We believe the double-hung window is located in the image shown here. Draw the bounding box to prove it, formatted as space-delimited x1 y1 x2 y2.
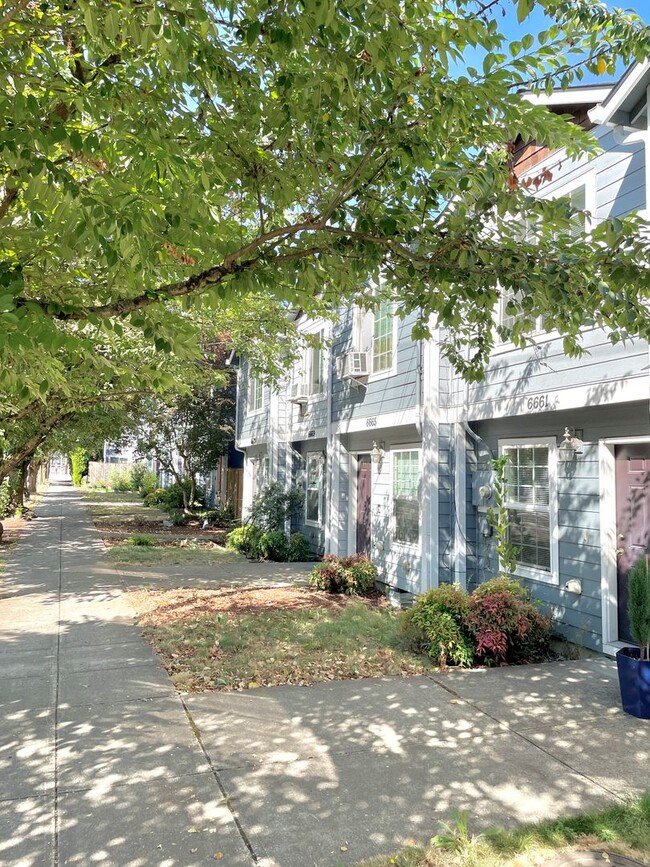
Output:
305 453 324 525
307 331 324 396
372 300 394 374
499 438 558 581
248 376 263 413
392 450 420 545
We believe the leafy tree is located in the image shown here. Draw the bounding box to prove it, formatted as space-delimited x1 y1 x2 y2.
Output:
134 374 236 512
0 0 649 401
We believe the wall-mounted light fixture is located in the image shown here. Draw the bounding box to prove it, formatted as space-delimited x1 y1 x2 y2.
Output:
558 427 584 462
371 441 385 469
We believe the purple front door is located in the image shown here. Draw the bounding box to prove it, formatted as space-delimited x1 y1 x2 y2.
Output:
615 444 650 643
356 455 372 556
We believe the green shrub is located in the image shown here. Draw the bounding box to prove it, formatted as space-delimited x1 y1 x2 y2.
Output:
288 532 312 562
127 533 155 547
471 575 529 601
143 488 167 507
398 607 430 654
110 469 134 492
409 585 474 668
203 506 236 526
227 524 263 557
258 530 290 561
248 482 303 531
168 508 188 526
309 554 377 595
69 447 88 487
628 556 650 659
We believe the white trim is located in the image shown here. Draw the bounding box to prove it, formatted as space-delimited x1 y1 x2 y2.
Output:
368 302 398 381
304 451 324 528
524 86 613 108
421 334 440 592
390 446 422 551
334 406 418 435
347 451 368 556
599 436 650 655
599 441 618 650
454 425 467 589
498 436 559 586
588 60 649 126
459 375 648 421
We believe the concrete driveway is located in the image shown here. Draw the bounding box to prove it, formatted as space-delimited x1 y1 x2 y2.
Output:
1 485 648 867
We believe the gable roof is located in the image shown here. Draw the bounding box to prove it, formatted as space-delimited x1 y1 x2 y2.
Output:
588 60 650 125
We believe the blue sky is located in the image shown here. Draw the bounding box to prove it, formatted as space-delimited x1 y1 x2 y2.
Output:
499 1 649 83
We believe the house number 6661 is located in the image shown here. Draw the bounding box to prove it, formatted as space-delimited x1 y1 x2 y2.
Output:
526 395 549 411
366 417 377 427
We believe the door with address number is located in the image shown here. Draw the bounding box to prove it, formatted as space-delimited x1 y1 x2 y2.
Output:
356 455 372 556
615 443 650 643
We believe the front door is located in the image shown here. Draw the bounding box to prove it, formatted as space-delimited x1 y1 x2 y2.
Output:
356 455 372 555
615 443 650 642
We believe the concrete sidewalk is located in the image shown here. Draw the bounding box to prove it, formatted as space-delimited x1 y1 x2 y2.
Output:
0 483 254 867
1 485 649 867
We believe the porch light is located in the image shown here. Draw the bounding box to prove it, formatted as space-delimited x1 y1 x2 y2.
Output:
371 442 385 468
558 427 583 462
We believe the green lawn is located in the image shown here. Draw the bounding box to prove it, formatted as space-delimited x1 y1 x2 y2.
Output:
107 543 240 566
356 795 650 867
139 596 431 691
84 489 168 522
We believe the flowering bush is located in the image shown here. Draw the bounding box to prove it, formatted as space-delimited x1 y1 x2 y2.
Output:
309 554 377 595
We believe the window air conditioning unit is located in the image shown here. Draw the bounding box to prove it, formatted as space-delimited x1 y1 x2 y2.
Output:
343 351 369 379
289 377 309 405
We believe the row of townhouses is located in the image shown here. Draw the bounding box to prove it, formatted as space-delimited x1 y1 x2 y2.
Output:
235 62 650 655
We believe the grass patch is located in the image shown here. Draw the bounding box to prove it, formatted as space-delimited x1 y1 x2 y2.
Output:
138 592 430 691
356 795 650 866
107 544 240 565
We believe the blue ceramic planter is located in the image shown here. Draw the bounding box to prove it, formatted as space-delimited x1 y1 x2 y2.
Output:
616 647 650 719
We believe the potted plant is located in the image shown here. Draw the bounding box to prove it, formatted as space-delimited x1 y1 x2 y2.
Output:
616 555 650 719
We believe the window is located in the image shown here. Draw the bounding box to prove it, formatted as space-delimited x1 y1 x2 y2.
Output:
252 456 269 495
372 300 394 373
393 450 420 545
500 439 557 577
248 375 263 412
306 331 324 396
305 453 324 525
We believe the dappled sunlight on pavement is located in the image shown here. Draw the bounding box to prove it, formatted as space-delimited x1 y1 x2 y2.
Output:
1 484 648 866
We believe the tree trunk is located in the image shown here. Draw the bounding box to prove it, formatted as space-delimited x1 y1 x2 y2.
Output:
15 460 28 511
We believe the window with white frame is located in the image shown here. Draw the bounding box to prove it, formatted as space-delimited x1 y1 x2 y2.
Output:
305 453 324 525
393 449 420 545
306 331 324 396
248 375 263 412
500 439 557 575
372 300 394 373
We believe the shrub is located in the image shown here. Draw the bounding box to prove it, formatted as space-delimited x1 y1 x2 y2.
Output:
143 488 167 507
110 469 134 492
309 554 377 595
409 584 474 668
203 506 236 526
288 532 312 562
465 579 552 665
168 508 188 526
127 534 155 547
248 482 303 531
258 530 290 561
398 607 430 654
227 524 263 558
628 556 650 659
69 447 88 487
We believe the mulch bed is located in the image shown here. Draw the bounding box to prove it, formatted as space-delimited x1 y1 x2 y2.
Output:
131 586 388 625
102 536 228 548
93 518 231 536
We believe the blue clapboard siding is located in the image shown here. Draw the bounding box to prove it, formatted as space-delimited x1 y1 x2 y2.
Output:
331 310 419 423
450 329 648 417
471 401 649 651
